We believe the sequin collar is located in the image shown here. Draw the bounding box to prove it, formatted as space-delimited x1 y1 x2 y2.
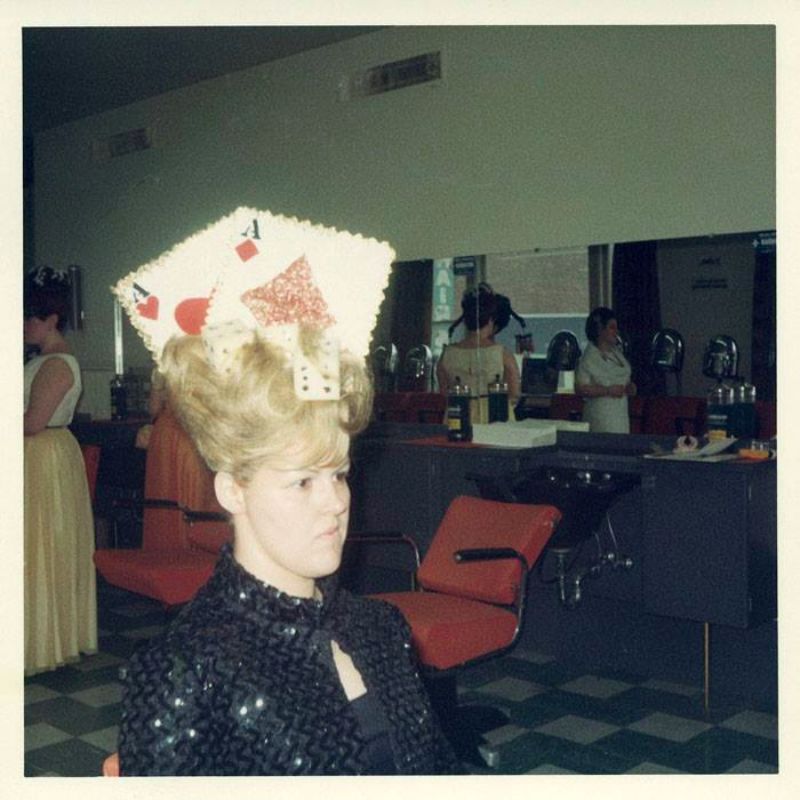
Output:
207 542 339 626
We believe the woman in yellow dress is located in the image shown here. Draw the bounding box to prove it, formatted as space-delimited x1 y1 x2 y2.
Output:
24 267 97 675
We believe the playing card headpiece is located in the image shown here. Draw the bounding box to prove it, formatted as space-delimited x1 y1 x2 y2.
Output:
113 208 394 400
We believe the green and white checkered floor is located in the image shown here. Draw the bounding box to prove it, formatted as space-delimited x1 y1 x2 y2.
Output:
24 582 778 776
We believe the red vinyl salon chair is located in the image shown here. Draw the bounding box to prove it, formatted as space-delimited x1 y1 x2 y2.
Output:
93 411 231 607
93 503 229 607
362 495 561 764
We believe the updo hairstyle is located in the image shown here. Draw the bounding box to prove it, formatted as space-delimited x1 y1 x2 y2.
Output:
159 327 373 484
24 267 71 331
585 306 617 345
461 284 500 332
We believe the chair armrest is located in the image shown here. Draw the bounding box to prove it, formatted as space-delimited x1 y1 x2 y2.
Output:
114 498 227 523
144 498 183 509
348 533 421 571
454 546 528 569
454 546 532 650
184 509 232 554
107 497 182 548
347 533 421 590
112 497 180 511
182 508 229 525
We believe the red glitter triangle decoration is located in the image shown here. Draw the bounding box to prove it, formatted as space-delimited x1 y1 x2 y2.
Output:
241 255 336 328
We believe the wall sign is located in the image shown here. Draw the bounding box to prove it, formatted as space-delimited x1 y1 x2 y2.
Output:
432 258 455 321
452 255 477 277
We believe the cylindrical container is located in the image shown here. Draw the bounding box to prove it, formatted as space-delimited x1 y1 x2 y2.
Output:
446 377 472 442
728 382 757 438
110 374 128 421
706 383 734 440
488 373 509 423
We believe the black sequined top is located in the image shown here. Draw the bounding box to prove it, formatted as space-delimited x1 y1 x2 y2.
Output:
118 544 461 775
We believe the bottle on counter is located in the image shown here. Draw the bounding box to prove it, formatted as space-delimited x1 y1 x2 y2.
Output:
706 382 733 441
110 374 128 421
728 382 757 438
446 376 472 442
488 373 509 423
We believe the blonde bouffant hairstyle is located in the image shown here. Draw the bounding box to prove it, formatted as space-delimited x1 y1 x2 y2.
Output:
159 327 373 484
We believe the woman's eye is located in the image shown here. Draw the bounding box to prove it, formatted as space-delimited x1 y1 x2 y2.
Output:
294 477 312 489
334 468 350 483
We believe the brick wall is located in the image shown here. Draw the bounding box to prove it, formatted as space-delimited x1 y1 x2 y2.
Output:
486 249 589 315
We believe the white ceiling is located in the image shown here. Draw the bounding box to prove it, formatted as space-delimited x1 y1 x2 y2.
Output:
23 26 382 136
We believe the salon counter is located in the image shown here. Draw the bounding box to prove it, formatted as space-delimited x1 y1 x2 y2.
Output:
350 426 777 629
350 425 778 707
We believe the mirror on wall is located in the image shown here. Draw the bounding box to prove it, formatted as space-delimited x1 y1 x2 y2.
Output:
372 230 776 403
77 228 774 420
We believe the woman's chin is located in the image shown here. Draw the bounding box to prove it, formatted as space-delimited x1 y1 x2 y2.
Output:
307 545 344 579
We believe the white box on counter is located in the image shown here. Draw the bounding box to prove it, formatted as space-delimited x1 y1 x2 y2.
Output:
471 419 589 448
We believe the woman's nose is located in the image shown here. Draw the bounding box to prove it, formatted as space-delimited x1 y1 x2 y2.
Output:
317 478 349 514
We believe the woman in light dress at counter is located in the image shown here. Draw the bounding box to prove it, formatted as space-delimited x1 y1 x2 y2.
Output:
24 267 97 675
575 306 637 434
436 284 521 414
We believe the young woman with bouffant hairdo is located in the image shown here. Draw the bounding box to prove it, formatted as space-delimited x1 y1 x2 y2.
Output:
158 328 373 483
115 210 462 775
114 208 463 775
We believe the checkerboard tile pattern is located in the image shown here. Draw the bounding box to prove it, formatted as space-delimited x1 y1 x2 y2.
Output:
458 654 778 774
24 583 778 776
24 584 173 777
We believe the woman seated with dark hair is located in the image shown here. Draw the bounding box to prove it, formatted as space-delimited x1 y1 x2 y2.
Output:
113 208 462 776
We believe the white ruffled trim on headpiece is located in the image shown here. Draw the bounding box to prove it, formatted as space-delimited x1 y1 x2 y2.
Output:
112 208 394 400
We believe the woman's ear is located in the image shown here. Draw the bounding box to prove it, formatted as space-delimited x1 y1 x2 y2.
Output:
214 472 245 515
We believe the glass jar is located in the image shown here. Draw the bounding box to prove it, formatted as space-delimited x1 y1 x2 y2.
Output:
488 373 509 423
706 383 734 441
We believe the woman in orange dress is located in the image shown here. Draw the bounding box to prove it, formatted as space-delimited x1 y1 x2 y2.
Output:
137 370 226 551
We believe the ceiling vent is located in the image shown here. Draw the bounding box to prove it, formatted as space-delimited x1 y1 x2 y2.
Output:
92 127 153 162
348 51 442 98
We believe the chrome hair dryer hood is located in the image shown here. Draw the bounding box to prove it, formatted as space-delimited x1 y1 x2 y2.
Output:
403 344 433 390
651 329 685 374
370 343 399 392
702 335 739 380
546 330 581 371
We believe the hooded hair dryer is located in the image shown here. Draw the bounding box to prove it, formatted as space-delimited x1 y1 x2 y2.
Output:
546 330 581 393
702 335 739 381
652 328 685 395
